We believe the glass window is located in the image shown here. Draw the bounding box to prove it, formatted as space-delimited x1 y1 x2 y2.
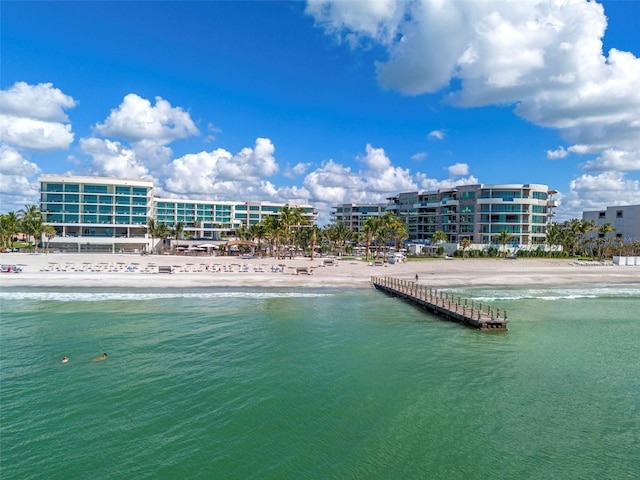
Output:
84 185 108 194
132 187 148 196
45 183 64 192
84 195 98 203
115 186 130 195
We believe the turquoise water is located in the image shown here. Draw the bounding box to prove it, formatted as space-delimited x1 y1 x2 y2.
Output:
1 284 639 479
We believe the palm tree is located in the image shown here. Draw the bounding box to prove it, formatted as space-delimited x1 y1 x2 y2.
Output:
262 214 281 257
459 237 471 259
376 212 404 261
250 223 266 256
361 217 380 261
326 222 355 256
596 222 615 259
147 218 157 254
155 223 171 253
19 204 43 251
0 211 21 249
577 219 596 257
496 230 513 257
172 221 185 248
307 225 321 260
43 225 57 253
545 222 563 257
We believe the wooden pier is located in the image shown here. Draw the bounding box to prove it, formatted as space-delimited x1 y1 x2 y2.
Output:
371 276 508 331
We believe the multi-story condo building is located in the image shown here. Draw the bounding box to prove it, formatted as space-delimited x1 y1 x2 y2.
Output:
40 174 154 252
583 204 640 245
332 203 388 235
39 174 316 252
382 183 556 248
155 198 315 241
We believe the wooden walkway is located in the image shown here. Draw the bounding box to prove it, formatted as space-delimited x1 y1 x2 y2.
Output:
371 276 508 331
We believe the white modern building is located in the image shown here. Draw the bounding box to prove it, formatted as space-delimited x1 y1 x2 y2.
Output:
334 184 557 251
39 174 316 252
583 204 640 245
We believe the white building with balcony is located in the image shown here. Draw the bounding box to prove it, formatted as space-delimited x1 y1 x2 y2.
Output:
39 174 316 253
385 183 556 250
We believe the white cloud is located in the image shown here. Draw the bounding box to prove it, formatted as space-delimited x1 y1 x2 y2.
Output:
560 171 640 219
0 144 41 212
447 162 469 177
95 93 199 144
305 0 403 46
428 130 445 140
80 137 149 179
0 116 75 151
583 149 640 172
547 146 569 159
308 0 640 187
162 138 279 196
415 172 479 192
0 144 41 180
0 82 76 151
284 162 311 179
411 152 427 161
0 81 77 122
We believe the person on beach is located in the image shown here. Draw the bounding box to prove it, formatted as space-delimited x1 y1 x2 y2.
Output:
93 353 107 362
61 356 69 363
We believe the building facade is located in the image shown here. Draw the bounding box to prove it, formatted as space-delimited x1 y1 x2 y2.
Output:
337 184 556 249
331 203 388 235
583 204 640 245
40 175 154 252
39 174 316 252
155 198 315 241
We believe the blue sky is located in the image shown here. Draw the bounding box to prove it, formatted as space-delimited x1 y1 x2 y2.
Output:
2 0 639 224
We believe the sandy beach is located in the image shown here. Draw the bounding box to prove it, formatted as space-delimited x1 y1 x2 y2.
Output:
1 252 639 289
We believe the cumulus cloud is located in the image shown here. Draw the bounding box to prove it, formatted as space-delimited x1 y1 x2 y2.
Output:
284 162 311 179
562 171 640 219
583 149 640 172
80 137 149 179
161 138 279 197
547 146 569 159
307 0 640 216
0 144 41 212
0 117 75 151
428 130 445 140
0 81 77 122
95 93 199 144
447 162 469 177
0 82 76 151
411 152 427 161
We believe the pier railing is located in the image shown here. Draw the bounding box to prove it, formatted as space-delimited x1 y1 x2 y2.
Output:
371 276 508 331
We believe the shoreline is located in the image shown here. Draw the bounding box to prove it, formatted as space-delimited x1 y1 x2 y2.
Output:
2 252 639 290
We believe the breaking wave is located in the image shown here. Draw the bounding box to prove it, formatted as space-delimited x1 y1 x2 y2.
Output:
0 291 334 302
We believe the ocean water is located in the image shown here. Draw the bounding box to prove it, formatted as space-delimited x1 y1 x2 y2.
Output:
1 283 639 480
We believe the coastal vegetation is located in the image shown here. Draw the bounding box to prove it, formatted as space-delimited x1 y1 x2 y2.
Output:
2 205 638 260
